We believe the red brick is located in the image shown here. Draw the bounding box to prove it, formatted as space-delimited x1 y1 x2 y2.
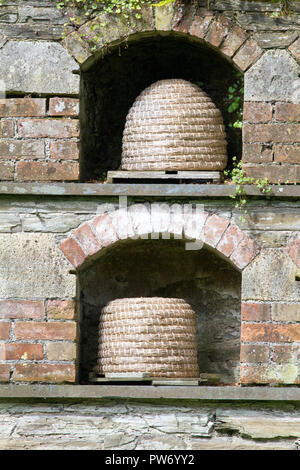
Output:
49 98 79 117
243 143 273 163
0 322 10 340
0 161 14 180
16 161 79 181
272 345 299 363
240 364 300 384
240 344 269 363
217 224 244 257
0 120 14 138
91 214 118 248
233 39 263 71
241 323 300 343
0 98 46 117
0 364 10 382
0 300 44 319
3 343 44 361
0 140 45 160
288 37 300 62
13 363 76 383
286 238 300 268
243 123 300 144
231 236 259 269
189 9 214 39
275 103 300 122
18 119 79 138
274 145 300 163
204 214 229 248
47 300 76 320
49 140 79 160
220 25 248 58
205 14 232 48
59 236 86 268
241 303 271 322
14 321 76 340
173 2 195 33
243 102 272 123
243 163 300 184
73 222 102 256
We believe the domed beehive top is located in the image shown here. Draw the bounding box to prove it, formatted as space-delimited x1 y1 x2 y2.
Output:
121 79 227 171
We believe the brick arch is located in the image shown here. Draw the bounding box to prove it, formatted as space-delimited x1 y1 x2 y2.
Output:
286 237 300 268
62 5 263 72
59 205 260 271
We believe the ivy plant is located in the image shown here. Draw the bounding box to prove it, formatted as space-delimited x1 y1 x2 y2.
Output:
227 72 243 130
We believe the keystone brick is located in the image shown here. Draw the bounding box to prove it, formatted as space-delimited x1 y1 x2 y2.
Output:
47 300 76 320
16 161 79 181
233 39 263 71
274 145 300 163
204 214 229 248
0 364 10 382
0 300 44 319
13 363 76 383
59 236 86 268
241 323 300 343
0 98 46 117
220 25 248 58
91 214 118 247
217 224 244 257
275 103 300 122
240 344 269 363
73 222 102 256
241 303 271 322
0 140 45 160
243 123 300 144
49 140 79 160
0 161 14 180
46 342 77 361
3 343 44 361
243 143 273 163
173 2 195 33
205 15 232 48
49 98 79 116
0 322 10 340
14 321 76 341
189 9 213 39
243 102 272 123
18 119 79 138
0 120 14 138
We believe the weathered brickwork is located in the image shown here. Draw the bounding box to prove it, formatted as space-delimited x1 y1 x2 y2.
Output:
0 98 79 182
0 299 77 383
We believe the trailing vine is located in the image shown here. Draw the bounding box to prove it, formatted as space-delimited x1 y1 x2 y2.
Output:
227 71 243 130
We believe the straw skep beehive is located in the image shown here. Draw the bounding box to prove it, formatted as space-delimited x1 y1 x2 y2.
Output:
121 79 227 171
97 297 199 378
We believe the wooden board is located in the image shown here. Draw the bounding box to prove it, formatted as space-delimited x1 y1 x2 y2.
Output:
107 171 222 184
89 373 221 386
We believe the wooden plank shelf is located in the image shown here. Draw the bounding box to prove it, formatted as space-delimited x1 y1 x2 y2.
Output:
89 372 221 386
106 171 222 184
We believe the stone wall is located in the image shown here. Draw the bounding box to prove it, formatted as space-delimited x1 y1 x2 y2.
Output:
0 398 299 450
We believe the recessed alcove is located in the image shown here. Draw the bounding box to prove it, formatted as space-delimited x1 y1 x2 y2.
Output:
78 238 241 384
80 32 242 181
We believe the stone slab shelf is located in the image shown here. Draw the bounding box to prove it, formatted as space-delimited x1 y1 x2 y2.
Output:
0 385 299 401
0 182 300 198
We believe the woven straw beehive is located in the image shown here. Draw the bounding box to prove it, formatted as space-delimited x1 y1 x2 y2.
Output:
97 297 199 378
121 79 227 171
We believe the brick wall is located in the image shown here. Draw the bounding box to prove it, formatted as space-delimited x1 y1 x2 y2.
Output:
0 97 79 182
0 299 77 383
243 102 300 184
241 302 300 384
